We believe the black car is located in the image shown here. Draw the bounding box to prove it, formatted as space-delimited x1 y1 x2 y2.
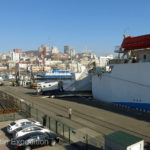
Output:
11 131 59 150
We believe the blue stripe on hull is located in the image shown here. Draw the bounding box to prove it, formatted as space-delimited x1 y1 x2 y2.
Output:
113 102 150 111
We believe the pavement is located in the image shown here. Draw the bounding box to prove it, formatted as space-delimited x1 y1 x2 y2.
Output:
0 121 78 150
0 85 150 150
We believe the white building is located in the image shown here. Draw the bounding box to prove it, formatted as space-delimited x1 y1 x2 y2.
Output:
99 54 113 67
18 63 28 69
70 49 76 56
11 52 20 61
51 46 59 54
39 45 49 52
45 60 62 65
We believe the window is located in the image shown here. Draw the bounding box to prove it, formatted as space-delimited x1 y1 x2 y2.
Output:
39 135 47 140
21 122 26 126
26 122 31 125
33 127 41 131
10 122 16 126
27 136 39 144
144 55 146 60
23 129 28 132
27 128 32 131
16 127 22 132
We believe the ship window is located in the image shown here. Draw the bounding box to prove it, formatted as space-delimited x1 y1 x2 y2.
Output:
148 55 150 61
143 55 146 60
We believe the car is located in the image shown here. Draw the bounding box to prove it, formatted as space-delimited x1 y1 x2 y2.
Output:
0 82 4 86
14 125 50 138
11 132 59 150
0 76 3 81
13 124 38 138
7 119 41 134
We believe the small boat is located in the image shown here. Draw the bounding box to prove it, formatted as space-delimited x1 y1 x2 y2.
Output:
36 69 74 79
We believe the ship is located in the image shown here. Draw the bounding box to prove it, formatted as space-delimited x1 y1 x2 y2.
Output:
92 34 150 111
35 63 91 94
36 69 73 79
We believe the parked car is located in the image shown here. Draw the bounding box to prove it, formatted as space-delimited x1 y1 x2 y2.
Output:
12 132 59 150
0 81 4 86
0 76 3 81
13 124 38 138
14 125 50 138
7 119 41 134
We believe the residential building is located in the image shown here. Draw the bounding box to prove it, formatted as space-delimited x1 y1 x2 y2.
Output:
13 49 22 53
39 45 49 52
51 46 59 54
64 45 71 55
11 52 20 61
70 49 76 56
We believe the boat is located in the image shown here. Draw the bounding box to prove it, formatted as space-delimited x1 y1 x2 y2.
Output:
35 63 92 94
92 34 150 111
36 69 73 79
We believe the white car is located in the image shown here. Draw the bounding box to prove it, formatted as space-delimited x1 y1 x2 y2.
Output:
0 76 3 81
7 119 41 134
14 125 50 138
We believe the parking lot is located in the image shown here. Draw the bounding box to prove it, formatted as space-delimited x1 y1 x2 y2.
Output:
0 121 78 150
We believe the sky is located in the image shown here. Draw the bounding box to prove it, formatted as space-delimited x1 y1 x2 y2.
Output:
0 0 150 56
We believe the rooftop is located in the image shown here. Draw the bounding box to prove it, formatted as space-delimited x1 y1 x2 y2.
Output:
105 131 143 147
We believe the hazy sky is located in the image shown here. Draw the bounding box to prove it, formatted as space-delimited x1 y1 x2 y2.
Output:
0 0 150 56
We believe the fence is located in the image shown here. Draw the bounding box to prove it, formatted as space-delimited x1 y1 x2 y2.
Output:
26 102 104 150
0 92 104 150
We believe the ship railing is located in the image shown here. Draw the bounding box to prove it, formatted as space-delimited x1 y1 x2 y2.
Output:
114 45 124 53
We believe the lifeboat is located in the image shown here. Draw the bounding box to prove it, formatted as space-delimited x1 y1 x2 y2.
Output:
121 34 150 51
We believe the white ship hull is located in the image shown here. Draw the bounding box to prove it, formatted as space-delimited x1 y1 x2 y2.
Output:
40 75 91 92
92 62 150 111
